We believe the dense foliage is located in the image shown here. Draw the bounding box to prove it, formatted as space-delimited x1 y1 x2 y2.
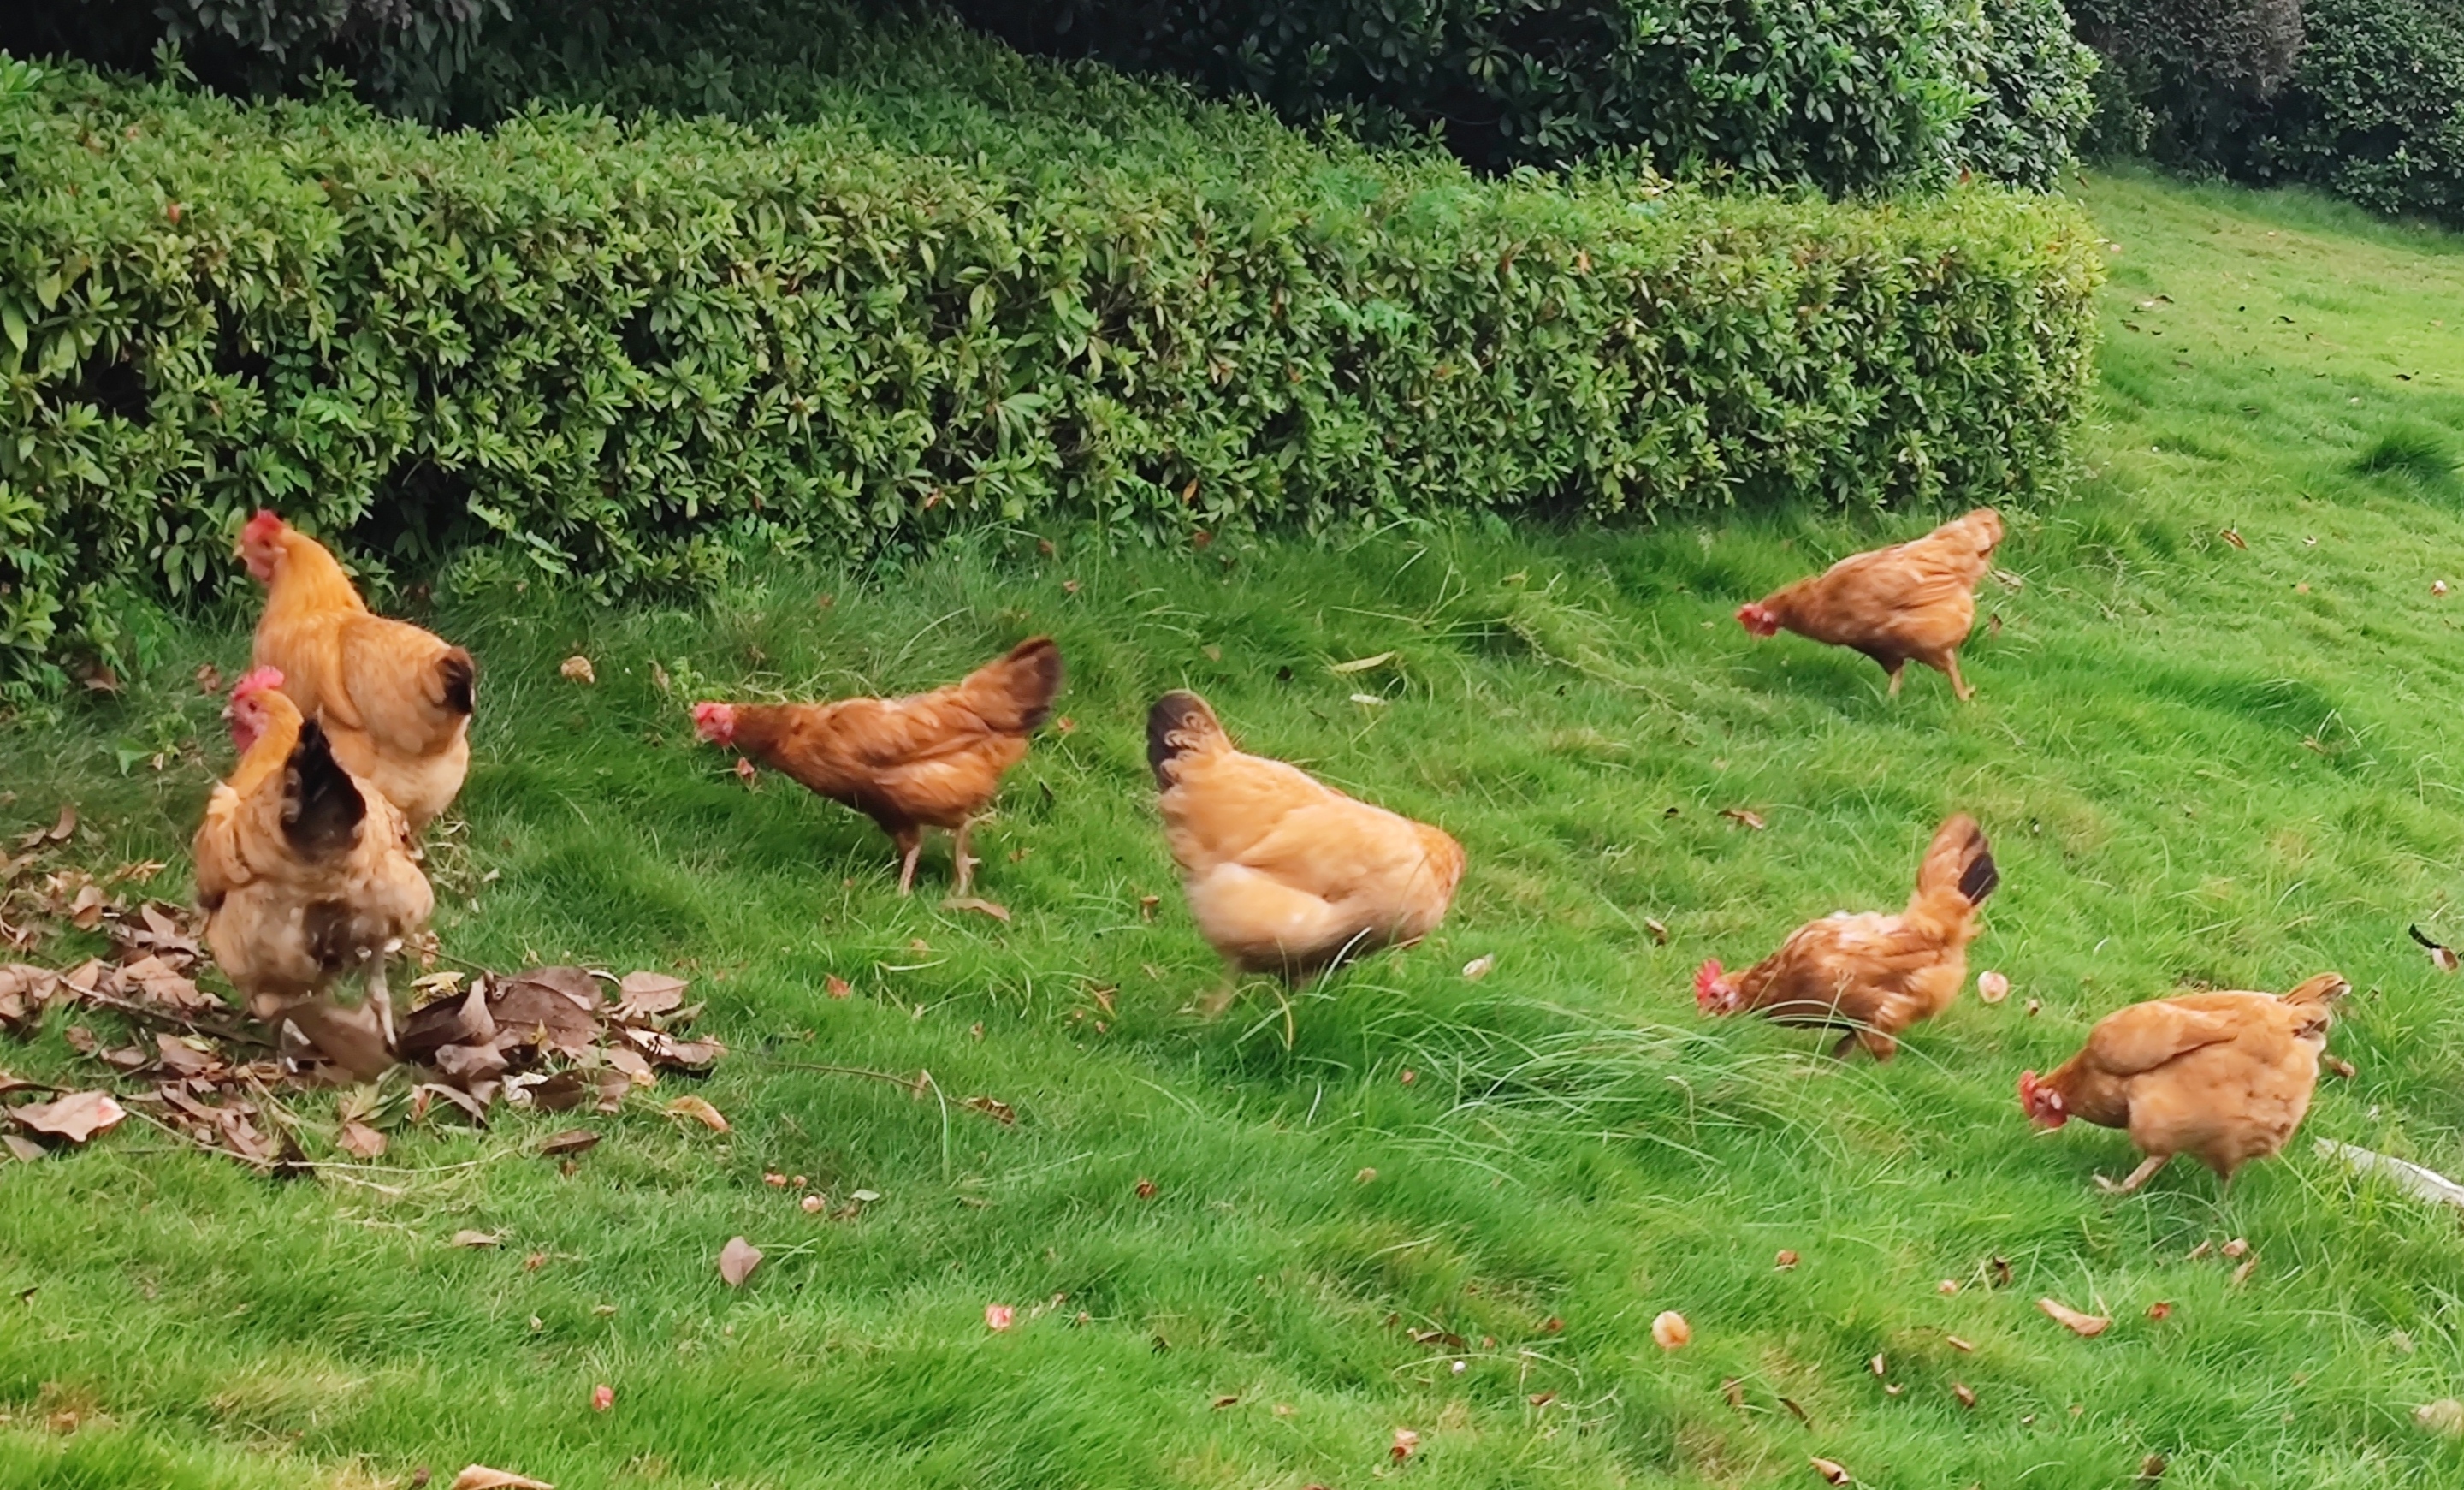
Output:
935 0 2098 193
0 21 2100 691
2076 0 2464 227
0 0 500 121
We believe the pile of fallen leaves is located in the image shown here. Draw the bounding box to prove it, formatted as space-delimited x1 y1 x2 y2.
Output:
3 816 721 1166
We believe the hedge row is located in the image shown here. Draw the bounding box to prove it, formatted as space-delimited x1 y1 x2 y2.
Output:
941 0 2098 195
0 38 2102 688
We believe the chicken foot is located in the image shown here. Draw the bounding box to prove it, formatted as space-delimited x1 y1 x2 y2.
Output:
366 951 396 1054
2095 1154 2171 1195
951 819 981 898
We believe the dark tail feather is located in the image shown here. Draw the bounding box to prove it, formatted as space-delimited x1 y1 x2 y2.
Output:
962 636 1063 734
281 721 367 859
1958 847 2000 905
436 648 475 717
1146 690 1226 788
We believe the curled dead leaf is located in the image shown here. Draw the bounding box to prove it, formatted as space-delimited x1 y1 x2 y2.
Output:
2218 528 2248 550
2147 1301 2173 1321
1977 970 2011 1004
986 1303 1015 1332
1775 1249 1799 1270
1720 807 1767 830
1945 1334 1975 1353
2417 1399 2464 1436
2221 1237 2249 1259
1869 1353 1886 1376
718 1236 762 1287
1650 1310 1691 1350
666 1095 728 1132
2231 1256 2260 1287
336 1120 388 1160
9 1090 125 1143
1390 1428 1419 1462
1329 652 1395 675
1810 1456 1852 1485
559 656 595 685
538 1129 600 1157
1953 1383 1977 1409
449 1230 501 1249
1134 1178 1158 1199
1461 954 1496 981
963 1095 1017 1125
1645 917 1669 945
2039 1297 2112 1337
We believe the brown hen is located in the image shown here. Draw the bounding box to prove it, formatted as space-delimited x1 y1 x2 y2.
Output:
1696 814 1998 1060
192 668 433 1077
692 638 1062 901
1738 508 2005 699
2020 974 2349 1193
240 511 475 834
1148 691 1465 980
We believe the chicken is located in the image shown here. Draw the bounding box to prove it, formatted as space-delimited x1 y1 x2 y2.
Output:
691 638 1063 902
240 510 476 834
1695 814 1998 1060
1737 508 2005 700
2019 973 2349 1193
1148 690 1466 980
192 668 434 1078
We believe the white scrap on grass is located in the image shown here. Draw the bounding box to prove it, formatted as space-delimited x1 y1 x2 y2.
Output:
2317 1139 2464 1210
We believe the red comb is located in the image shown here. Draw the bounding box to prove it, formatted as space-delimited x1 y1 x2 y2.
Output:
232 665 284 698
1693 959 1727 1013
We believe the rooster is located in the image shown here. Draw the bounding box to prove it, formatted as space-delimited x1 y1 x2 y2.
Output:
692 637 1062 903
1738 508 2005 700
240 510 475 834
1148 691 1465 980
192 668 433 1078
2020 974 2349 1193
1696 814 1998 1060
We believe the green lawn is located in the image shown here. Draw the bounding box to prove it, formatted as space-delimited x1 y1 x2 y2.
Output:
9 167 2464 1489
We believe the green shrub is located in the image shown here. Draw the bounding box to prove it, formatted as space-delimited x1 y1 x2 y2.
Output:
2244 0 2464 223
0 32 2101 690
934 0 2097 193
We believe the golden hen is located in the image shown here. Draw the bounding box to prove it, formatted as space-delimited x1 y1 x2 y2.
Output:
192 668 433 1078
1738 508 2005 700
240 511 476 834
1696 814 1998 1060
1148 691 1466 979
691 637 1063 901
2020 973 2349 1193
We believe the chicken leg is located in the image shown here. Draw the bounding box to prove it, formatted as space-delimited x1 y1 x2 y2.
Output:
367 952 396 1053
951 819 980 898
894 828 923 896
2095 1154 2171 1194
1939 652 1975 703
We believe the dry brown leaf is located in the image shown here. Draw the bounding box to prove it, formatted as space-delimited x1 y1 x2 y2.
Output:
560 656 595 684
1644 917 1669 945
825 975 852 1000
2324 1055 2357 1079
451 1468 555 1490
3 1133 44 1163
1869 1353 1886 1376
942 897 1011 923
450 1230 501 1248
2147 1301 2173 1321
2218 527 2248 549
1953 1383 1978 1410
1650 1310 1691 1350
718 1236 762 1287
2038 1297 2111 1337
539 1129 600 1157
1211 1394 1238 1410
1775 1250 1799 1270
963 1095 1017 1125
2231 1256 2260 1287
2221 1237 2248 1258
336 1120 388 1160
1720 807 1767 830
1389 1428 1419 1463
1810 1456 1852 1485
2415 1399 2464 1436
1977 970 2011 1004
10 1090 125 1143
666 1095 727 1132
1461 954 1496 981
614 971 688 1019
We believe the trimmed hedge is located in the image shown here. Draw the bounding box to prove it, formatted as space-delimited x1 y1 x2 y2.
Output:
0 35 2101 688
939 0 2099 193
